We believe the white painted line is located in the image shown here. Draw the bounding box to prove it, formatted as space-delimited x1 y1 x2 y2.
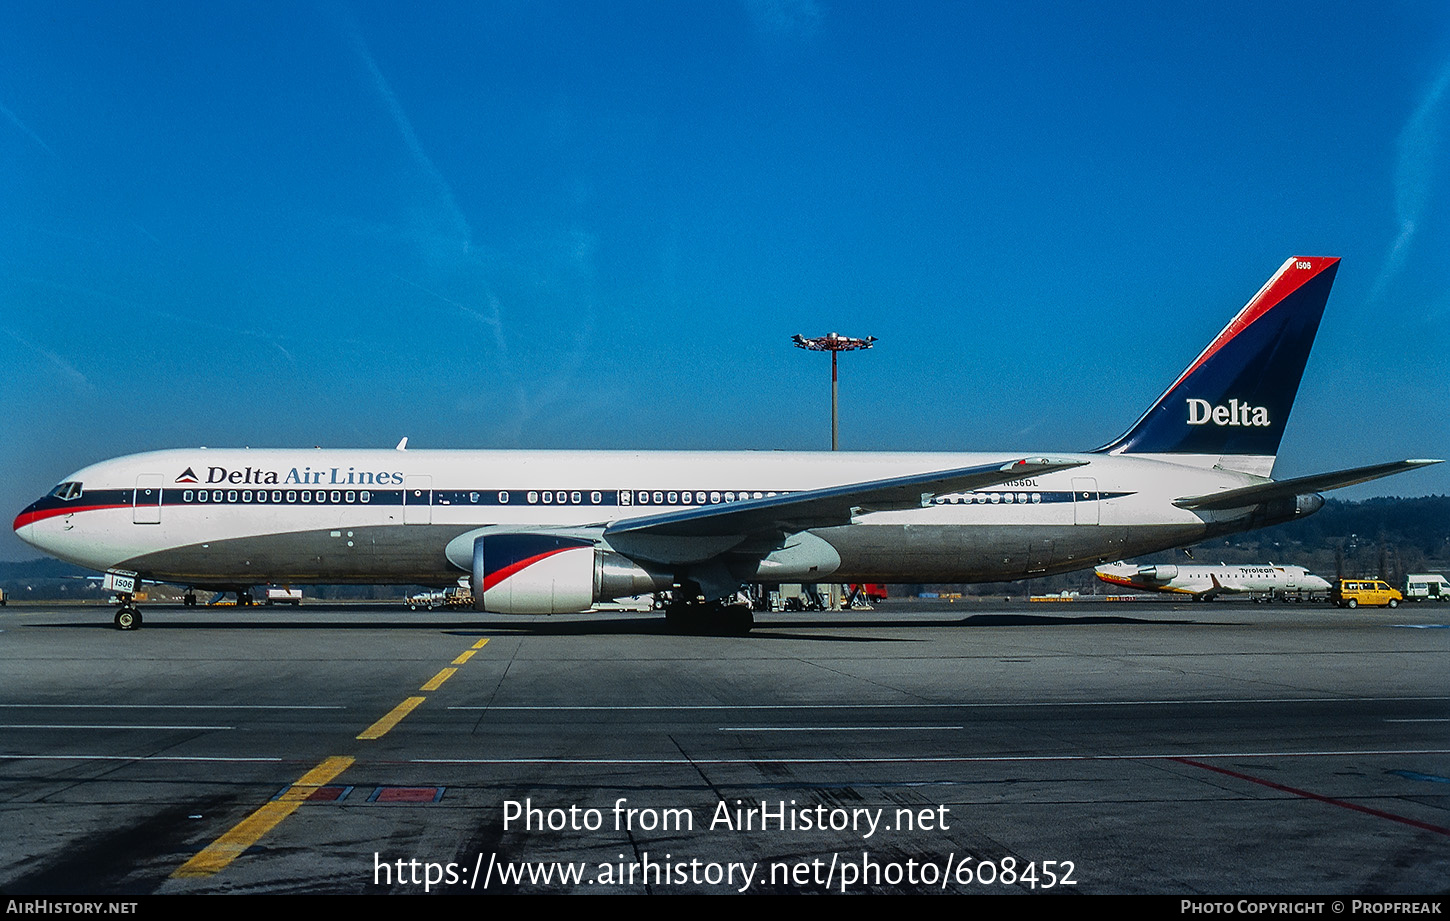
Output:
449 695 1450 711
8 746 1448 768
0 704 343 710
0 754 282 762
411 747 1450 766
719 726 964 732
0 724 234 730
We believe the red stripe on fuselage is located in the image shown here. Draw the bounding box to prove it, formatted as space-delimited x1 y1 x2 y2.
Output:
13 504 130 531
480 548 576 592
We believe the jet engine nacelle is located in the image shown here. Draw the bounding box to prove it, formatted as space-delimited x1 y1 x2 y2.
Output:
1137 564 1178 581
471 534 666 614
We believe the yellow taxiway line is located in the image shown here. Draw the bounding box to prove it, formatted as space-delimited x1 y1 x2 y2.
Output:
172 755 355 878
174 636 493 879
357 696 426 740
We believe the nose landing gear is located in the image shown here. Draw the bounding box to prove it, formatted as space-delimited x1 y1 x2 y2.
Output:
113 593 142 630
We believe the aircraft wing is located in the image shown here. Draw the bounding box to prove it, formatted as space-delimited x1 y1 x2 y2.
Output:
1173 459 1442 511
605 457 1088 539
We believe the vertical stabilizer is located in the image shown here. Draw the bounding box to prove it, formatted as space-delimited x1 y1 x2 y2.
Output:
1095 256 1339 476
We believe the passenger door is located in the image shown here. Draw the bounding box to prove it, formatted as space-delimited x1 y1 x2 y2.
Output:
133 474 162 524
404 475 432 525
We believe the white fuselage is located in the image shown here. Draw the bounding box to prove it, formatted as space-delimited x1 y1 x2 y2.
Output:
15 447 1273 588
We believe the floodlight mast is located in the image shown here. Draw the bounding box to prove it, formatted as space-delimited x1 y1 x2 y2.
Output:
791 332 876 451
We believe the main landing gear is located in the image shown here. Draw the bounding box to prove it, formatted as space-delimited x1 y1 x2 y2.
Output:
663 599 755 636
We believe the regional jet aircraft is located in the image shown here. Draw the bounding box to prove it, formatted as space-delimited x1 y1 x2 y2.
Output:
1094 561 1331 600
13 257 1440 631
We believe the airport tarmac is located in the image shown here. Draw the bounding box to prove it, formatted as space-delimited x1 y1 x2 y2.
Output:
1 600 1447 895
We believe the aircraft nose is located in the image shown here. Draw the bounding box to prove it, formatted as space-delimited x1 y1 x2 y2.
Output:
13 497 62 553
13 500 43 539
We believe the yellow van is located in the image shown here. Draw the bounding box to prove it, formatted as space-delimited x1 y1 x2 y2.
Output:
1332 579 1403 609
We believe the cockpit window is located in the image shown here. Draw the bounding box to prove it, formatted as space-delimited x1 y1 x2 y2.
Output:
48 481 83 500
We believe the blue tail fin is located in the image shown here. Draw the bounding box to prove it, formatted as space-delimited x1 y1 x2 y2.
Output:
1095 256 1339 474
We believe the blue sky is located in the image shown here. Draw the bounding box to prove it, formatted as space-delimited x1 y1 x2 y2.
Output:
2 1 1448 561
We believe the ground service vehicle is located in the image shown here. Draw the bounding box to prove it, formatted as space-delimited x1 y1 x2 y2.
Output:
1332 579 1403 608
1404 574 1450 601
407 586 472 611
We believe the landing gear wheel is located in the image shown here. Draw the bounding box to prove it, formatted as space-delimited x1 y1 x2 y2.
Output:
663 602 755 636
115 607 141 630
664 606 687 632
722 604 755 636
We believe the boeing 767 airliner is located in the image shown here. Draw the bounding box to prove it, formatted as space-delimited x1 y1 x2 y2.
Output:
13 257 1440 631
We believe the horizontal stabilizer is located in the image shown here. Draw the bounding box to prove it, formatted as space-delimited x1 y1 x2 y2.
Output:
1173 459 1442 511
607 457 1088 538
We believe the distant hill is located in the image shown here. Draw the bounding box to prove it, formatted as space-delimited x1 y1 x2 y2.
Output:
0 558 108 601
1255 495 1450 557
0 558 97 580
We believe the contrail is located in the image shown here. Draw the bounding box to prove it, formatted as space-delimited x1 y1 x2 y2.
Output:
344 18 472 253
2 328 91 394
0 100 55 156
1371 56 1450 302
